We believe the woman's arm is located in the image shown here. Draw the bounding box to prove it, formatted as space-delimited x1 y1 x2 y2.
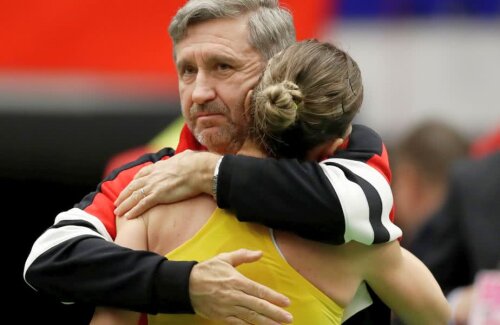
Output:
89 217 148 324
358 242 451 324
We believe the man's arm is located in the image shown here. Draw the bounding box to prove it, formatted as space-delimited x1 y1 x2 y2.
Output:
24 148 196 313
24 211 197 313
116 125 401 245
220 125 401 244
24 149 292 323
89 216 148 324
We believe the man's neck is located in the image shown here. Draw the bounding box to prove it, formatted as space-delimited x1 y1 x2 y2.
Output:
237 140 266 158
176 124 207 153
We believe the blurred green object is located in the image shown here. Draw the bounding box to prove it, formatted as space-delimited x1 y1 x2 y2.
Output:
148 116 184 151
103 116 184 177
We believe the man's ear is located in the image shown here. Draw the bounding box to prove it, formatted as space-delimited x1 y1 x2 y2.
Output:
307 138 344 161
328 124 353 154
323 138 344 157
244 90 253 121
344 124 353 140
308 125 352 160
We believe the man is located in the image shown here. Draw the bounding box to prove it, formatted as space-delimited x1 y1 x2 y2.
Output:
391 120 469 247
24 0 399 323
411 151 500 324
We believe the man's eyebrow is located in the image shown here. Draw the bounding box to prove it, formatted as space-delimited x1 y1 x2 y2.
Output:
176 58 190 70
206 54 238 66
176 54 239 70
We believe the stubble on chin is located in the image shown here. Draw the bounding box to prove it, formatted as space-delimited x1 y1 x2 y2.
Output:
187 102 247 154
195 125 246 154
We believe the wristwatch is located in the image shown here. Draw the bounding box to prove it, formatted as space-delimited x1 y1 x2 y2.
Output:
212 156 223 202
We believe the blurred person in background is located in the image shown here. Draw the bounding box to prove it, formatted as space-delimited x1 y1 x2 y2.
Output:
469 126 500 158
390 120 469 247
411 125 500 325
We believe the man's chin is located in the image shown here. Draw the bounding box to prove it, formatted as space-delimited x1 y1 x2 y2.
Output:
196 126 221 140
195 126 244 154
196 128 228 149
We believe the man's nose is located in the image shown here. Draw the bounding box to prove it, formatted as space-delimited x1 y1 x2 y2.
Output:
192 72 216 104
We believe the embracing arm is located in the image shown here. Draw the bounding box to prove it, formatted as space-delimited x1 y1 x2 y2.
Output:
359 242 450 324
115 125 401 245
90 216 148 324
23 217 196 313
23 149 197 313
218 125 401 244
24 147 292 323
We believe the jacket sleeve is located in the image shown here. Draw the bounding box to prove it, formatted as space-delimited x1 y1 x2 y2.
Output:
216 124 402 245
23 148 197 314
410 154 500 294
409 184 468 295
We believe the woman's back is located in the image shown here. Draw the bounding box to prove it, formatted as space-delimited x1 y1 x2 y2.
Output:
115 187 447 325
146 194 216 255
144 195 366 324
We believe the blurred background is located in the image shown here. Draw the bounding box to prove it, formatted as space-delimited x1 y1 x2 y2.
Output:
2 0 498 323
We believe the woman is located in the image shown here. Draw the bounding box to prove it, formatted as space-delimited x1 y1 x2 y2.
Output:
92 40 450 324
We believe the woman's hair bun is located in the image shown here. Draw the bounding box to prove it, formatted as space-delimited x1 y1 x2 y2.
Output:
255 80 304 133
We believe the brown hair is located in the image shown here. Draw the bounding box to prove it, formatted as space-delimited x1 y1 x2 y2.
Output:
393 120 470 183
250 39 363 159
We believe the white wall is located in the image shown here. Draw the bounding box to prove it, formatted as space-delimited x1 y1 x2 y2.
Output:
327 19 500 142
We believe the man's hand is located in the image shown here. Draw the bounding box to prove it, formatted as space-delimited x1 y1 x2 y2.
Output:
114 150 221 219
190 249 293 325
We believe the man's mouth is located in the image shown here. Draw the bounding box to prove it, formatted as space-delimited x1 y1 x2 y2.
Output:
195 113 225 125
195 112 222 117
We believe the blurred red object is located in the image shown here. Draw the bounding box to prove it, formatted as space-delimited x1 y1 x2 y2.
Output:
470 126 500 158
0 0 330 76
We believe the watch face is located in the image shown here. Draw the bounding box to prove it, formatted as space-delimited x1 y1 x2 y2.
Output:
212 156 223 201
212 174 218 200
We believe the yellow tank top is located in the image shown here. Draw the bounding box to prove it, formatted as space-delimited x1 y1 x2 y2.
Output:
148 208 343 324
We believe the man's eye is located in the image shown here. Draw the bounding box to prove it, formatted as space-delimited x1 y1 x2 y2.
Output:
217 63 232 71
182 66 196 75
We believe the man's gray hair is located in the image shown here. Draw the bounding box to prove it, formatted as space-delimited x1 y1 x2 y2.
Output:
169 0 296 60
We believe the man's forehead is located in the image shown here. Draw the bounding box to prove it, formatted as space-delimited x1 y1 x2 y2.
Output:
186 15 250 39
175 38 262 67
174 16 254 55
176 42 241 60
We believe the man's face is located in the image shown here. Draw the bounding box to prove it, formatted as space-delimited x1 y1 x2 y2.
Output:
175 16 265 154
